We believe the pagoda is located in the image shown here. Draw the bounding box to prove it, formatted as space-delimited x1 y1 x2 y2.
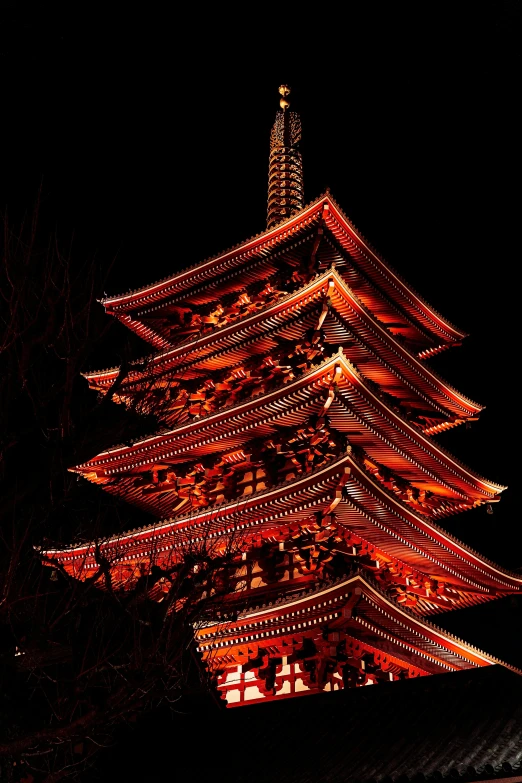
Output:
43 86 522 707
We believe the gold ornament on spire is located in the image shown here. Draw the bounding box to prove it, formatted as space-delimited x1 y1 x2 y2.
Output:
279 84 291 110
267 85 304 229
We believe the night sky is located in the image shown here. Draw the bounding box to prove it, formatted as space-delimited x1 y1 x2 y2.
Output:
2 0 521 702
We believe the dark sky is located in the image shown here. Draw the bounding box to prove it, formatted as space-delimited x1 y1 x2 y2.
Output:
1 4 521 660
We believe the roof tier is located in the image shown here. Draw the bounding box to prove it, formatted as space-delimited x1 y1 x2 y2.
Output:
44 450 520 616
85 268 481 434
99 195 466 357
75 353 503 518
103 665 522 780
197 571 515 706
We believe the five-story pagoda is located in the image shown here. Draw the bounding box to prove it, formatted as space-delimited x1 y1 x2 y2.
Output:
43 86 522 706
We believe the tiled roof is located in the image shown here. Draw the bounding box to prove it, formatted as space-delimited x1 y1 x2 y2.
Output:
98 664 522 782
226 665 522 782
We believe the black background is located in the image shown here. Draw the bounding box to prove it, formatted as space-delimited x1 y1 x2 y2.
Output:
1 2 521 771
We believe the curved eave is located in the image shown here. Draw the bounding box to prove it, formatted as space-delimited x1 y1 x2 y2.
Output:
338 453 516 592
75 361 334 473
45 454 352 564
101 198 325 313
115 313 173 352
75 352 503 505
52 452 518 594
332 367 503 499
325 270 479 417
322 196 467 344
197 573 515 673
102 194 466 350
84 268 482 421
100 194 465 348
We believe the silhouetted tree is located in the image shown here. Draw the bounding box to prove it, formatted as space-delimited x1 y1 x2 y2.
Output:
0 200 232 782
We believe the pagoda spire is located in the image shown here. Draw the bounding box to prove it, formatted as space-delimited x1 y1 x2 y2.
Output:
267 85 304 229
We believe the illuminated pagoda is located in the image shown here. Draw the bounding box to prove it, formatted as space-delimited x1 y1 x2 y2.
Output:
43 85 522 707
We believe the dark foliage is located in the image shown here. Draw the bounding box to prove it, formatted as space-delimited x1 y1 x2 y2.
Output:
0 202 228 781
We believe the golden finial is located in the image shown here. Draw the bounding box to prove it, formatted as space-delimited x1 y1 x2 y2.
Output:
279 84 291 111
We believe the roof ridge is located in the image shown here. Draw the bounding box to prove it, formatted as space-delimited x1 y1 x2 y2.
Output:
101 193 330 304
